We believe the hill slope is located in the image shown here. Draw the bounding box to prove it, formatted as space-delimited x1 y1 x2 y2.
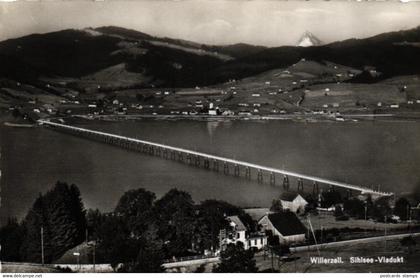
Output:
1 25 420 89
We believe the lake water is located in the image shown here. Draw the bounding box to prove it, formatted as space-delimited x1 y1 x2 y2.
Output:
1 119 420 222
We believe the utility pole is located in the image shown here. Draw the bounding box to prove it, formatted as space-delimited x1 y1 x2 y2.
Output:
384 215 387 252
93 240 96 273
307 216 320 257
407 205 411 233
271 246 274 271
41 226 45 266
365 203 368 236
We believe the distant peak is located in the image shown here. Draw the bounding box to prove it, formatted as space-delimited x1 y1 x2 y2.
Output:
297 31 322 47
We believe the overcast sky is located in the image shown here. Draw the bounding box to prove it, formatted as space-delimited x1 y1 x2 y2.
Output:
1 0 420 46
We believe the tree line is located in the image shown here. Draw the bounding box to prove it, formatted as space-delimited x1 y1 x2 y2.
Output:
0 181 258 272
315 189 416 222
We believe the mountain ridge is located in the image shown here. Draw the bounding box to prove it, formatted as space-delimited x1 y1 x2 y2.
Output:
1 25 420 88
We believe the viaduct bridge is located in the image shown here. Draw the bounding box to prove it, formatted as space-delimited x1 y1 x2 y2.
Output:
38 119 393 197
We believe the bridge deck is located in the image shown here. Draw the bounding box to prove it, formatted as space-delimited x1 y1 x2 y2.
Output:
38 120 393 197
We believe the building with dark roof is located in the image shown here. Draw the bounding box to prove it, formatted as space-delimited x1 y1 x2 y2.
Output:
258 211 307 245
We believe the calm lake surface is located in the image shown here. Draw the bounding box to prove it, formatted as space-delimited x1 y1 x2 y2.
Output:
1 119 420 222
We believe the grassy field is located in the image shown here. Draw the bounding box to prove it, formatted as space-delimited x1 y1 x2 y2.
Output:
255 234 420 273
1 262 60 273
300 212 415 231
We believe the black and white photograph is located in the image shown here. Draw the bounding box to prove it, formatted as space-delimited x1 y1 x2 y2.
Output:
1 0 420 275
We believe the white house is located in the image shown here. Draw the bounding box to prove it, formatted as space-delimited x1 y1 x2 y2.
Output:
227 216 247 246
224 215 267 250
258 211 307 245
279 192 308 213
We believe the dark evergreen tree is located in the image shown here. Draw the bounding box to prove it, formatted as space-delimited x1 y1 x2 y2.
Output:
20 194 53 263
86 208 106 241
20 182 87 263
43 182 86 260
0 218 25 261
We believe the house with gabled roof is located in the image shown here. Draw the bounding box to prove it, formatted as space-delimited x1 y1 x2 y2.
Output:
279 192 308 213
223 215 267 250
258 211 307 245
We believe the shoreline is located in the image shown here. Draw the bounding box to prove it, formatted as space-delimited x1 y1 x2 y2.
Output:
68 112 420 124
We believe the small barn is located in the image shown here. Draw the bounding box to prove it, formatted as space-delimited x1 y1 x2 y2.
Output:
279 192 308 213
258 211 307 245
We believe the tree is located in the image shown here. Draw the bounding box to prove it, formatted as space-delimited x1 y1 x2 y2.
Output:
20 193 53 263
95 215 140 269
115 188 156 237
154 189 197 257
343 198 365 219
213 242 258 273
371 197 392 222
195 200 230 252
123 237 164 273
270 199 283 212
334 205 344 217
86 208 106 241
43 182 87 260
320 190 342 208
394 198 411 221
20 182 87 263
0 218 25 261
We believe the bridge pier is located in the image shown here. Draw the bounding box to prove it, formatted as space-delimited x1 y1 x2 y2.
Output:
194 156 200 167
283 175 290 191
156 147 161 156
223 162 229 175
234 164 240 177
149 146 154 155
178 152 184 162
297 178 304 192
312 182 319 196
186 154 192 164
270 172 275 186
257 169 263 183
245 167 251 179
213 160 219 171
204 159 210 169
163 149 168 159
